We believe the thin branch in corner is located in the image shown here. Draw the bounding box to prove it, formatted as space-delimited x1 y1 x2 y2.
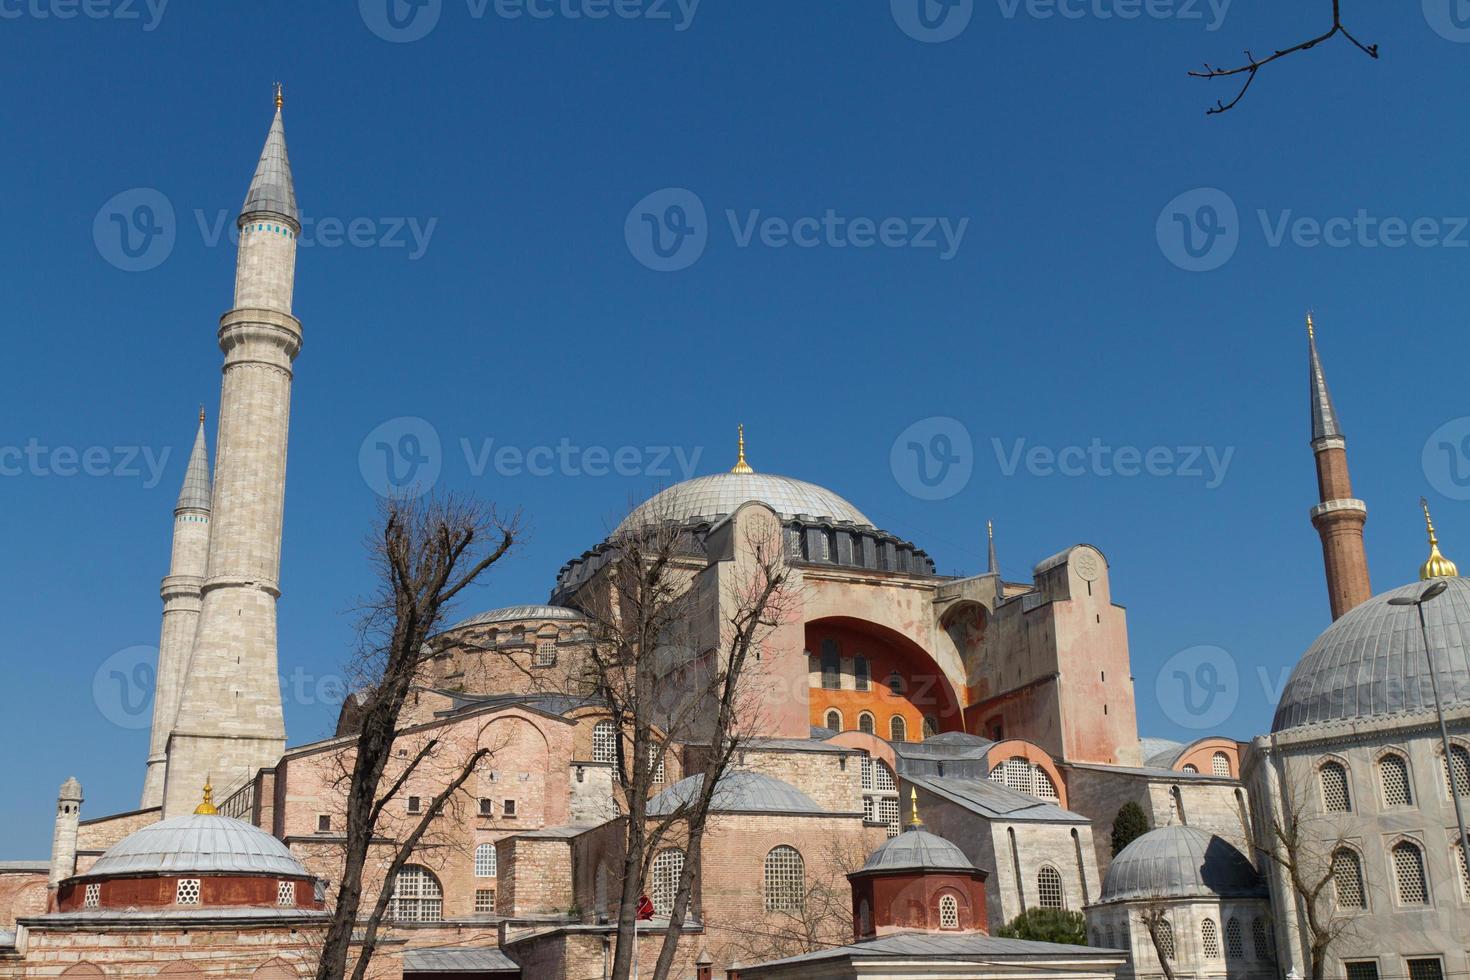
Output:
1189 0 1378 115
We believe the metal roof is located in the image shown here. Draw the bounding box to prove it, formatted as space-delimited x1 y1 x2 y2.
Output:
443 604 584 632
84 814 308 878
1099 826 1265 903
616 472 872 534
1273 577 1470 732
176 420 212 512
1308 328 1343 443
1139 737 1186 768
743 931 1126 970
909 775 1087 824
647 771 827 817
241 108 298 221
856 825 976 874
403 947 520 974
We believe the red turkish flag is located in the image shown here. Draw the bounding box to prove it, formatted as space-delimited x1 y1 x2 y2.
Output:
636 895 655 920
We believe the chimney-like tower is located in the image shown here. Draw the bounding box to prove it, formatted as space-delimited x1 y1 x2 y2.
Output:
140 412 212 808
163 90 301 817
48 777 82 892
1307 314 1371 620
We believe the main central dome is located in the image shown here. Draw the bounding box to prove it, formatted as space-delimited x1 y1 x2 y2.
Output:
615 472 873 535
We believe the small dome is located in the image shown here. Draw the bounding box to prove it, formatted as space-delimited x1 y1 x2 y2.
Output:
443 604 584 633
616 472 872 535
1100 826 1264 903
857 826 976 875
647 771 825 817
85 814 308 878
1273 577 1470 732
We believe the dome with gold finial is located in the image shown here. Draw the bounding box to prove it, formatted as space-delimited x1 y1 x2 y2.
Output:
1420 498 1458 580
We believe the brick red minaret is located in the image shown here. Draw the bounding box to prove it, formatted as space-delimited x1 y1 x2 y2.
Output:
1307 315 1371 619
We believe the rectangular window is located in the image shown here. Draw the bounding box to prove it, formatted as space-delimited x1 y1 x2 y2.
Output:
406 796 422 814
475 888 495 914
480 798 494 817
176 878 201 906
503 799 517 818
1345 963 1380 980
317 814 331 833
534 641 557 667
1408 961 1444 980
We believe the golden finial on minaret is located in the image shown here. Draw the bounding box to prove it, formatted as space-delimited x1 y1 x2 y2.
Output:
274 82 284 111
1420 497 1458 580
908 786 922 827
730 424 754 475
199 405 206 426
194 778 218 816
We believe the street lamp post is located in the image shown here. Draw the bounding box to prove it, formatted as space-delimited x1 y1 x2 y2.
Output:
1387 579 1470 879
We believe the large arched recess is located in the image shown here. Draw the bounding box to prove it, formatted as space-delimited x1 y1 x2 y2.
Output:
806 616 964 739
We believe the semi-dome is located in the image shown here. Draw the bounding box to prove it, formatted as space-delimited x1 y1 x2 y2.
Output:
616 472 872 535
646 771 825 817
84 813 309 878
1273 577 1470 732
856 826 976 875
1100 826 1264 903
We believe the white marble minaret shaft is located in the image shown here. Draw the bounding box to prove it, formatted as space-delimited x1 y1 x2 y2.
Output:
163 98 302 818
140 414 212 809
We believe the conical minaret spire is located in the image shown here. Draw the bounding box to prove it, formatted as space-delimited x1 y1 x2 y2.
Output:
1305 313 1371 620
163 92 302 817
141 412 213 807
986 519 997 575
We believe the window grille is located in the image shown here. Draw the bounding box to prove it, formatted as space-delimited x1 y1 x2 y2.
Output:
878 797 900 837
475 842 497 877
1380 754 1413 807
872 760 896 793
858 712 875 735
1183 764 1198 773
1457 840 1470 900
592 720 618 764
863 795 875 822
648 744 666 784
890 716 907 742
1105 925 1115 949
1202 917 1220 958
387 865 443 922
316 814 331 833
1037 866 1064 909
176 879 201 906
651 848 684 916
1251 917 1272 959
480 798 494 817
1408 961 1445 980
1332 848 1365 909
938 894 959 929
534 641 557 667
277 880 294 906
1320 762 1351 812
406 795 422 814
83 883 100 909
1345 963 1380 980
1392 841 1428 904
1445 745 1470 797
922 716 938 739
503 799 517 818
1153 918 1175 960
474 888 494 914
1211 751 1231 777
1033 767 1060 801
825 710 842 732
763 846 805 913
1225 917 1243 958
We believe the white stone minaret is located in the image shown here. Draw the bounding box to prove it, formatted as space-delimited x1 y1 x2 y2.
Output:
140 412 212 809
48 777 82 891
163 89 302 818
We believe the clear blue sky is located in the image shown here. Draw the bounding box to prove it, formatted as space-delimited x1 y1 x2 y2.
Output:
3 1 1467 853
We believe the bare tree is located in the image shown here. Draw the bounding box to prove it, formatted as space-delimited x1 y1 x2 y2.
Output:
316 494 517 980
719 835 869 965
1191 0 1378 115
1251 795 1355 980
1137 903 1179 980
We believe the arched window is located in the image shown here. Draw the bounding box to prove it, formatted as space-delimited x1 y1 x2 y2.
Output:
887 672 905 696
1251 917 1273 960
592 720 618 764
854 656 870 691
1456 841 1470 900
922 715 938 739
938 893 960 929
1170 785 1187 824
1034 767 1060 801
387 865 443 922
475 842 497 878
890 716 907 742
1225 917 1244 958
858 712 875 735
1332 848 1365 909
763 845 805 912
1380 754 1413 807
1104 925 1115 948
824 709 843 732
1444 744 1470 797
820 639 840 690
1183 764 1198 773
1202 917 1221 958
1153 917 1175 960
1392 841 1428 904
651 847 685 916
1320 761 1352 812
1037 865 1064 909
1211 751 1231 777
858 897 872 935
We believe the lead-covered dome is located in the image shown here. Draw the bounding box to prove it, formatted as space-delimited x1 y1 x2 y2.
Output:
1273 577 1470 732
616 472 872 535
857 826 976 874
85 813 308 878
1100 826 1264 903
